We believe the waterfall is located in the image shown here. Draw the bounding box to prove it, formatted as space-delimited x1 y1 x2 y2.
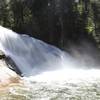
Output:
0 25 99 77
0 26 71 76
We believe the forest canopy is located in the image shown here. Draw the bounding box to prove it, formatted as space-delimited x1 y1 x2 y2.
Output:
0 0 100 49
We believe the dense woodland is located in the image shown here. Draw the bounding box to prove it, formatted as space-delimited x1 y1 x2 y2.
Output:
0 0 100 50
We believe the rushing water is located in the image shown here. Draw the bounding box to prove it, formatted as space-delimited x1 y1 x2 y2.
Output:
0 26 64 76
1 69 100 100
0 26 100 100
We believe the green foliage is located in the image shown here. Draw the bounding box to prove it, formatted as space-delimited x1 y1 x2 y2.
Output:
77 2 84 15
86 17 94 33
0 0 100 49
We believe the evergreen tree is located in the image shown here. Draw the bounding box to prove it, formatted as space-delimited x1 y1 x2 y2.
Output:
0 0 100 49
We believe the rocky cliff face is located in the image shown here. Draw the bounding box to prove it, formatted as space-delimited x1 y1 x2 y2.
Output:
0 50 21 89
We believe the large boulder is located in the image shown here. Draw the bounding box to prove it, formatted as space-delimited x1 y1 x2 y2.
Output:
0 50 22 76
0 50 21 89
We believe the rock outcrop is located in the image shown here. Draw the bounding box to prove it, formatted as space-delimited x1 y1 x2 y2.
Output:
0 50 22 76
0 50 5 59
0 50 21 89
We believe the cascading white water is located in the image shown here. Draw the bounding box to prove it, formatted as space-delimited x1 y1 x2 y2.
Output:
0 25 100 76
0 25 99 76
0 26 74 76
1 26 100 100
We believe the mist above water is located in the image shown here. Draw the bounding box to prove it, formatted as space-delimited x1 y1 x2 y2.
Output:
0 25 100 79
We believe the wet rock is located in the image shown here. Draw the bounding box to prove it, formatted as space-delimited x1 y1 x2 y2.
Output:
0 50 22 76
5 56 22 76
0 50 22 88
0 58 21 89
0 50 5 59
